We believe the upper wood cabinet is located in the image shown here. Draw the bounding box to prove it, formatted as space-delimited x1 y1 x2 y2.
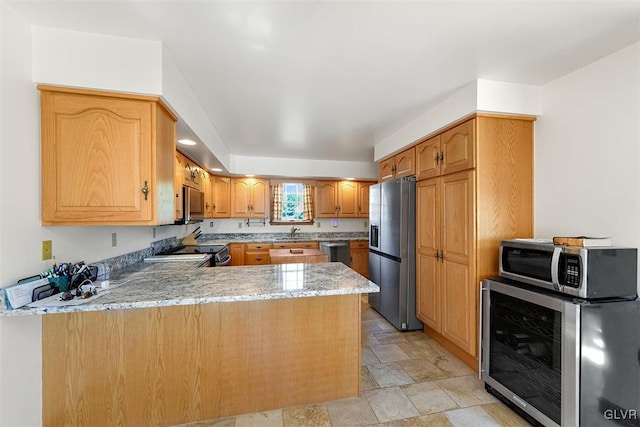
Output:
379 147 415 181
417 120 475 180
316 181 339 217
174 152 185 222
183 157 202 190
357 182 373 218
39 86 177 226
202 171 214 218
231 177 269 218
317 180 372 218
212 176 231 218
415 115 534 366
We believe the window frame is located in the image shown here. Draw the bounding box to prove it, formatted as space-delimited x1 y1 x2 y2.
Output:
269 181 315 225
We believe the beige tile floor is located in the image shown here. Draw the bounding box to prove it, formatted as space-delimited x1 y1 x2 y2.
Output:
180 297 531 427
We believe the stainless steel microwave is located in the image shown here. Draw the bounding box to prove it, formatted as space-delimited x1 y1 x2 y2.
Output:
499 240 637 300
179 185 204 224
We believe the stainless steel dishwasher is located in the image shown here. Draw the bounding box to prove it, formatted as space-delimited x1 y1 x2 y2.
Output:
319 241 350 266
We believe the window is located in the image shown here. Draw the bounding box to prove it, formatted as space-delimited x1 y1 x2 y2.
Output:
271 182 314 224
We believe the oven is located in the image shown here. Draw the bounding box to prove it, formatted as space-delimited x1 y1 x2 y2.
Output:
481 240 640 427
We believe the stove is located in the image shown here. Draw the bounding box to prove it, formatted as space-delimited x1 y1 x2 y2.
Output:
148 244 231 266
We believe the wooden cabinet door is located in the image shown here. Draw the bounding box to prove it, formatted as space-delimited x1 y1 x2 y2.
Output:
357 182 372 218
202 172 213 218
228 243 245 266
212 176 231 218
416 178 442 330
183 158 202 190
349 240 369 277
338 181 358 217
379 158 395 182
249 178 269 218
416 136 441 180
440 170 476 355
41 91 154 223
440 119 475 176
316 181 338 217
174 152 185 221
416 252 441 331
394 147 415 178
230 178 251 217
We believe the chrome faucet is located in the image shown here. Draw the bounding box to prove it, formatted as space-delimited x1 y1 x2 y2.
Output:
290 226 301 239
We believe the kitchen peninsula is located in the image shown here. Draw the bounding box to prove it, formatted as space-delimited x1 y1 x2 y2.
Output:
1 261 377 426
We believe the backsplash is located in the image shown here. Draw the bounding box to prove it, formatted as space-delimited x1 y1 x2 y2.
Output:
198 232 368 242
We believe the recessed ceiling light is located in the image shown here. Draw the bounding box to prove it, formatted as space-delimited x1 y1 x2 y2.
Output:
178 139 197 146
211 168 223 172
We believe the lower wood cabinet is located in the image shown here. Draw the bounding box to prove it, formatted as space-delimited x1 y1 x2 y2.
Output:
349 240 369 277
228 243 245 266
272 241 319 250
244 243 272 265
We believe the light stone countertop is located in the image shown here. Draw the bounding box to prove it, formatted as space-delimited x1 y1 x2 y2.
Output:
1 261 378 317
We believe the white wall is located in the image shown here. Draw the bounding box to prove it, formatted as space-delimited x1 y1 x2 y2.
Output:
374 79 543 161
204 217 368 235
534 42 640 292
229 155 378 180
32 26 163 95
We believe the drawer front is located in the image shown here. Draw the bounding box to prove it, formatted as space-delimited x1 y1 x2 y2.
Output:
245 243 273 250
350 240 368 249
272 241 319 249
244 252 270 265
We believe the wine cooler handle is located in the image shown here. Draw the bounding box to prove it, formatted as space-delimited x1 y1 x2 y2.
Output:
478 281 487 380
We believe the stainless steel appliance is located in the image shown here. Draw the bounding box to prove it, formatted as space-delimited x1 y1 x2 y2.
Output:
319 241 350 265
176 185 205 224
481 240 639 426
368 177 422 331
500 239 637 299
147 244 231 267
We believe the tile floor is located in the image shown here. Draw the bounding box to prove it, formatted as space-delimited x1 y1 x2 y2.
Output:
180 297 531 426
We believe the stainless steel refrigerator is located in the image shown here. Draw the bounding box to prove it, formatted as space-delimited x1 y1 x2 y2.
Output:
368 177 423 331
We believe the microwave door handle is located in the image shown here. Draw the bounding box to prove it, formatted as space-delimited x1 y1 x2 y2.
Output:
551 246 563 290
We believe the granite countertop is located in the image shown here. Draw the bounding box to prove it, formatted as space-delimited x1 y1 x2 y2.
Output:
1 261 378 317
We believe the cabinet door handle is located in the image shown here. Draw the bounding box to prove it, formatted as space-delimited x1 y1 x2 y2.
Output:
141 181 149 201
256 258 263 262
439 152 444 163
434 153 439 164
206 202 210 209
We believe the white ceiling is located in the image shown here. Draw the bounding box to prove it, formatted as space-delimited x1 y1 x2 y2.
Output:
9 1 640 168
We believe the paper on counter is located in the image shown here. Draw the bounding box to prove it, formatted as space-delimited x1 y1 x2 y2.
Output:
4 278 50 309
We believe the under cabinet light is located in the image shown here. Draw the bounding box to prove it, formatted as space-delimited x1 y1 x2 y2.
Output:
211 168 223 172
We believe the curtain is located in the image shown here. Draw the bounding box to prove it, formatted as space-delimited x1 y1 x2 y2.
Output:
271 184 282 221
302 184 313 221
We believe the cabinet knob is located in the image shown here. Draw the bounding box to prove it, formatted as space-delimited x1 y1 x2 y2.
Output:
141 181 149 201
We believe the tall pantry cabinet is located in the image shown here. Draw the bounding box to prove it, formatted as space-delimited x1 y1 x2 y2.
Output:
415 115 534 368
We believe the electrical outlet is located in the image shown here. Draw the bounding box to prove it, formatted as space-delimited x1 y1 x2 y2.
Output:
42 240 52 260
238 222 242 229
210 221 214 227
317 221 321 228
111 232 117 247
364 221 368 228
152 227 156 238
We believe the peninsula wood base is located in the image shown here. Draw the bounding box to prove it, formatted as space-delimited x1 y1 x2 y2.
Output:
42 294 361 426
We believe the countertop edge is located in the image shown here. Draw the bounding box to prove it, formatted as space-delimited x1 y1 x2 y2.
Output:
0 284 379 317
